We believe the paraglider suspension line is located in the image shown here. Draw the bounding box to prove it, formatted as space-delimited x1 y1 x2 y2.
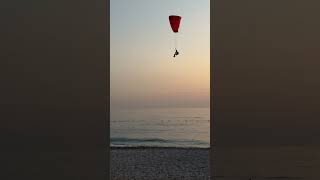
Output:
174 33 178 50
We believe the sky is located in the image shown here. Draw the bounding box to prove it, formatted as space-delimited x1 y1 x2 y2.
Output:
111 0 210 108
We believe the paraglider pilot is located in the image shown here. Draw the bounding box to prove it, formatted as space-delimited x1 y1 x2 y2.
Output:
173 49 179 57
169 15 181 58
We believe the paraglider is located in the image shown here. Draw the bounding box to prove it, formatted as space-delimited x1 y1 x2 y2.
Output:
169 15 182 58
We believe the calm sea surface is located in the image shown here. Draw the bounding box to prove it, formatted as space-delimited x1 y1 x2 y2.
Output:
110 107 210 148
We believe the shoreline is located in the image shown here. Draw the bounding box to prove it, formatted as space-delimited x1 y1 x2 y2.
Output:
110 146 210 150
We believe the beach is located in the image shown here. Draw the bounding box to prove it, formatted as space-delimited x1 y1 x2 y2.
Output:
110 108 210 179
111 147 210 180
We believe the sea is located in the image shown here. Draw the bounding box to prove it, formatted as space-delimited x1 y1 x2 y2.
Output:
110 107 210 148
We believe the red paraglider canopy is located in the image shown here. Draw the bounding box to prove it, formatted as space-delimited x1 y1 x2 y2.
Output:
169 15 181 33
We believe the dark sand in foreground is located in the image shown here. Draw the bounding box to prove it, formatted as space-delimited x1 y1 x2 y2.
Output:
111 147 210 180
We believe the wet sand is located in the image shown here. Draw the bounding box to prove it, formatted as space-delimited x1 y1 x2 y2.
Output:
110 147 210 180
